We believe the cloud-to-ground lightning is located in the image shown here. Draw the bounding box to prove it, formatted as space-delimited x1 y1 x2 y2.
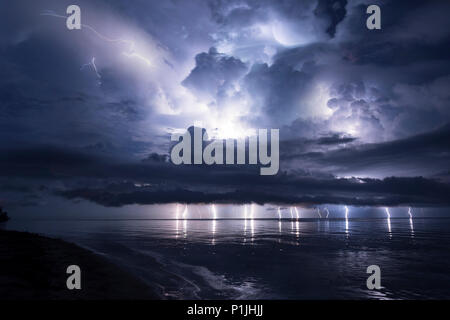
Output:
408 207 414 236
294 207 299 220
183 204 188 219
250 204 255 240
290 207 294 219
175 204 180 238
384 207 392 236
211 204 217 220
181 204 188 238
41 10 152 80
276 207 282 235
316 208 322 219
325 207 330 219
243 205 247 237
344 206 349 234
211 205 217 244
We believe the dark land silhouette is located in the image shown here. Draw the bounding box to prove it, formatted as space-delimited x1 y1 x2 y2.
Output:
0 230 160 299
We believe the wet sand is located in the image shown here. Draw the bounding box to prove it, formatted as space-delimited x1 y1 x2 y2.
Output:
0 230 160 300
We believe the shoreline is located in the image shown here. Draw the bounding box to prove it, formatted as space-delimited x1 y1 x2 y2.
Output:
0 230 161 300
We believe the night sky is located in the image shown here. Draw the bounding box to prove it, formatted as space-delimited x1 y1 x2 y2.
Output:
1 0 450 216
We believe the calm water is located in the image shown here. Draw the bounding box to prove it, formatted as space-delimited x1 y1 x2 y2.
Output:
3 217 450 299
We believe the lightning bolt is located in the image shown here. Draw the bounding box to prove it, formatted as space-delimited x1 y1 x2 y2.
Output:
183 204 188 219
250 203 255 240
384 207 392 236
290 207 294 219
211 204 217 220
243 205 247 236
325 207 330 219
344 206 349 234
81 57 101 83
316 208 322 219
278 207 282 220
294 207 300 220
384 207 391 219
211 205 217 244
408 207 414 236
182 204 188 238
41 10 152 79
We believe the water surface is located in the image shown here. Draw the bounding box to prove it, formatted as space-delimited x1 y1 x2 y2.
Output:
4 217 450 299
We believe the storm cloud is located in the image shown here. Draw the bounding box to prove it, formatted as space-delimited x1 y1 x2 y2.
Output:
0 0 449 212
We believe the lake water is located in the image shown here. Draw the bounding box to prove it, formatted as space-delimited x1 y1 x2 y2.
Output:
3 217 450 299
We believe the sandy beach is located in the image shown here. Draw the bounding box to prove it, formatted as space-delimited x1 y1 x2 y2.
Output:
0 230 160 300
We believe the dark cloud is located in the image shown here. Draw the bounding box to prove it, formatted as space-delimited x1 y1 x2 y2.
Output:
282 123 450 177
56 175 450 207
182 47 248 100
243 60 314 127
1 125 449 207
314 0 347 37
316 133 356 145
143 153 169 163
